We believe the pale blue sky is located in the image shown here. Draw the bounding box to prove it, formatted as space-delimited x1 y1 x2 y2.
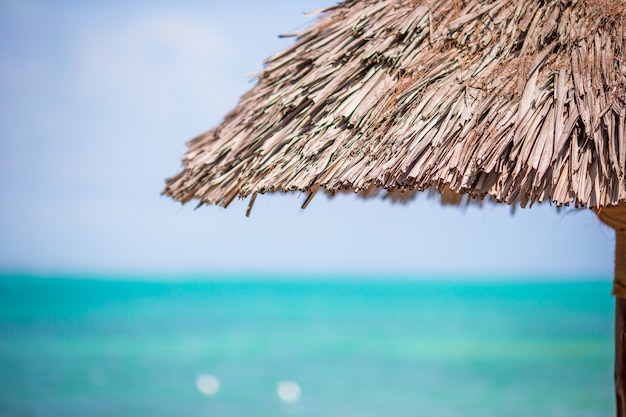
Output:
0 1 616 279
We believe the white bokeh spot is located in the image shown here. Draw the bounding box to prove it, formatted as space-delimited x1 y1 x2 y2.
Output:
277 381 301 403
196 374 220 396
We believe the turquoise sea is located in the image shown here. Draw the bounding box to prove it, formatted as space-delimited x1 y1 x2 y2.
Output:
0 275 615 417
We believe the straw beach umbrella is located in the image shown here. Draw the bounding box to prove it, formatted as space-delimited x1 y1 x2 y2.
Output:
163 0 626 412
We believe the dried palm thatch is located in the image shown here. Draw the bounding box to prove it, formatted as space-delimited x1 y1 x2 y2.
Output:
164 0 626 212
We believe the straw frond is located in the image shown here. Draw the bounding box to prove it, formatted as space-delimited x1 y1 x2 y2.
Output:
164 0 626 211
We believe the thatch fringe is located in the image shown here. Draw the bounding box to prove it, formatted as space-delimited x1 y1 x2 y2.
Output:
164 0 626 211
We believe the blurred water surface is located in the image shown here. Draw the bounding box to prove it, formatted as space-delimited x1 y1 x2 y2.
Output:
0 275 614 417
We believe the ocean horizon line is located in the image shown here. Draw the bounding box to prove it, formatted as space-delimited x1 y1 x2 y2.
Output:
0 270 613 285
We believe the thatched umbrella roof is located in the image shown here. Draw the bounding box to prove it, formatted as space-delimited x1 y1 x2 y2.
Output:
164 0 626 213
164 1 626 411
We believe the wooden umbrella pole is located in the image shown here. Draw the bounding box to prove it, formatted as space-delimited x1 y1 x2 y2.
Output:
617 294 626 417
596 207 626 417
616 230 626 417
